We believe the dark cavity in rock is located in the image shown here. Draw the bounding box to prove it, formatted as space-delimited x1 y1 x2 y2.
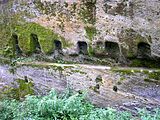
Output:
105 41 120 59
30 33 41 53
137 42 151 59
12 34 22 55
54 40 62 51
78 41 88 55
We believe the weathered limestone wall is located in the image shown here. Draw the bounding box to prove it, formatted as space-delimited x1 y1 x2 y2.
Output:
96 0 160 58
0 0 160 60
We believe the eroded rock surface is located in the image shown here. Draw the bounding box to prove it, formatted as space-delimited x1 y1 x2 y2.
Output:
0 63 160 113
1 0 160 61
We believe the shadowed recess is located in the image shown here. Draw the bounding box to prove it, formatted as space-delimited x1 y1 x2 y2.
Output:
77 41 88 55
30 33 41 53
12 34 22 55
105 41 120 59
96 41 104 50
94 41 105 56
137 42 151 59
54 40 62 50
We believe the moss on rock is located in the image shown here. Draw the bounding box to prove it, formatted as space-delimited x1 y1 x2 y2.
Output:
0 78 34 100
14 22 72 54
0 25 12 56
85 26 97 41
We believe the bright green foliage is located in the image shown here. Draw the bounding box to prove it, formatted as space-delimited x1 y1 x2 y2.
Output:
0 90 160 120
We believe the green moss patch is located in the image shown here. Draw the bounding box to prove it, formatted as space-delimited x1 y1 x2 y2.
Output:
85 26 97 41
14 22 73 54
0 25 12 56
84 26 97 56
148 71 160 80
0 78 34 100
112 69 136 75
112 68 160 82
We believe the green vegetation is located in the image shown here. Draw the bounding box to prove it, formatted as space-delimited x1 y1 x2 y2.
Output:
0 25 11 55
88 45 94 56
130 59 160 68
15 22 73 54
0 0 15 55
148 71 160 80
112 68 160 83
0 78 34 100
84 26 97 41
0 0 29 56
71 69 86 75
84 26 97 56
3 46 14 59
112 69 135 75
0 89 160 120
0 4 73 56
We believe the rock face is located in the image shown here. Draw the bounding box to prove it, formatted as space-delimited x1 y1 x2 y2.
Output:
1 0 160 113
0 63 160 112
0 0 160 61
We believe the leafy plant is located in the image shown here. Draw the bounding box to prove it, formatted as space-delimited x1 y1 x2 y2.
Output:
0 89 160 120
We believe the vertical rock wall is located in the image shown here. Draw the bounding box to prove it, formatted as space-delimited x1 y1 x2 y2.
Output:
0 0 160 60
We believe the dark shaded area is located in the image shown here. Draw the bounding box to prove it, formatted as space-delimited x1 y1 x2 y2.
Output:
94 41 105 57
96 41 103 47
78 41 88 55
12 34 22 55
105 41 120 59
137 42 151 59
24 76 29 83
30 34 41 53
54 40 62 51
96 41 104 51
113 86 118 92
129 59 160 68
0 0 9 4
